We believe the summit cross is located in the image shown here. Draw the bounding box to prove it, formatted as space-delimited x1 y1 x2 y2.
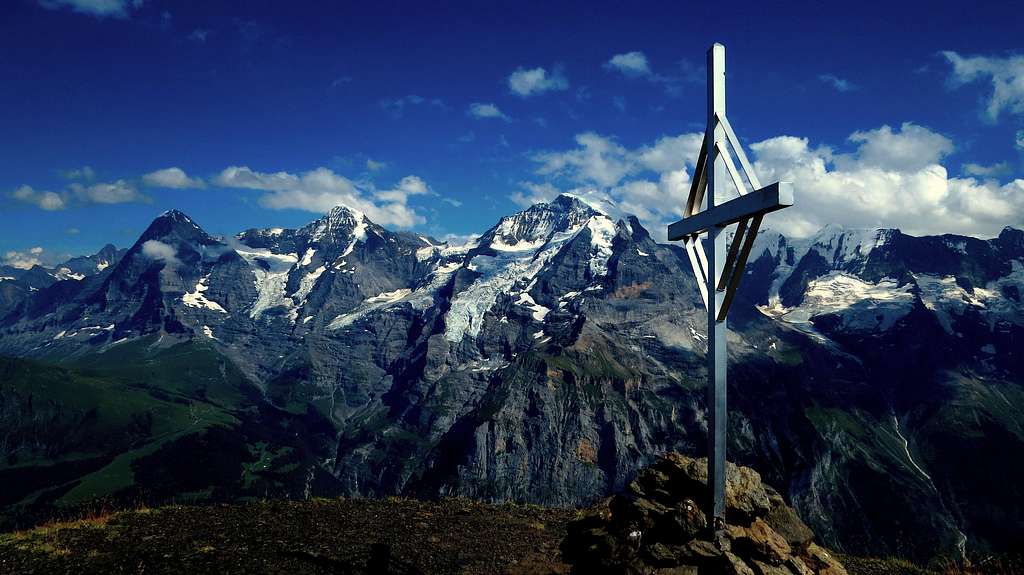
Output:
667 43 794 533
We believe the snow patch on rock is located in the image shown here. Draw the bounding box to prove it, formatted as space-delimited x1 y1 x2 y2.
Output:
236 247 299 319
182 275 227 313
762 271 913 332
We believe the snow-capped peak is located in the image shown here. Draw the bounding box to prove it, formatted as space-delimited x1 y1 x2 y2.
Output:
302 204 368 244
158 209 199 227
805 224 895 266
486 195 599 251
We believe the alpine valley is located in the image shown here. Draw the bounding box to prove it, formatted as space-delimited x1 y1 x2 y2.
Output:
1 195 1022 563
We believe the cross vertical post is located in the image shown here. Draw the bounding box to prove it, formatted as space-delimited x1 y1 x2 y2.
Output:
668 42 794 538
706 42 728 532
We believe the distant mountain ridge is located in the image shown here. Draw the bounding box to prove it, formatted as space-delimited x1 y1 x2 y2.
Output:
1 197 1022 563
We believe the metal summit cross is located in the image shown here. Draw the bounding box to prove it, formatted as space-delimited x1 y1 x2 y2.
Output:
668 43 794 532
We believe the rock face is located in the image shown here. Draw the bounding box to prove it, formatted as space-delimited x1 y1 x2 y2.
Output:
561 453 845 575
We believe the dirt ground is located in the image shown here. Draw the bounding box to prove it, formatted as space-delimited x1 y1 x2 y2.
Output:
0 497 577 575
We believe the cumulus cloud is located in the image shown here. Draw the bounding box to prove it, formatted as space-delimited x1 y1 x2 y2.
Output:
467 102 510 121
508 66 569 97
750 124 1022 238
1017 130 1024 149
2 247 46 270
11 185 67 210
520 122 1022 240
943 51 1024 121
214 166 427 228
819 74 857 92
839 122 954 172
38 0 143 18
605 51 651 77
142 167 205 189
365 158 387 171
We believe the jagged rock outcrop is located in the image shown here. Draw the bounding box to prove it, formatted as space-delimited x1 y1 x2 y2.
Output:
561 453 845 575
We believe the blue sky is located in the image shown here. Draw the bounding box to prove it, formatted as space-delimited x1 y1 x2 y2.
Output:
2 0 1023 267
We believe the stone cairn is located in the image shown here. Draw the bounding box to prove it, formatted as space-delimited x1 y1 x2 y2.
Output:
561 453 848 575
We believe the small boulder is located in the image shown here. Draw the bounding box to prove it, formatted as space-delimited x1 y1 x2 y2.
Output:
728 518 792 565
802 543 848 575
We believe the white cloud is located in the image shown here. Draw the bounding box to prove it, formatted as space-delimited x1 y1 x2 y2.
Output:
11 177 146 210
603 51 691 96
507 66 569 97
70 179 146 204
1017 130 1024 149
2 247 70 270
943 51 1024 121
141 240 179 264
839 122 954 172
141 239 181 282
142 167 205 189
605 51 651 77
819 74 857 92
366 158 387 171
214 166 427 228
38 0 143 18
467 102 510 121
374 175 432 203
11 185 66 210
520 122 1022 240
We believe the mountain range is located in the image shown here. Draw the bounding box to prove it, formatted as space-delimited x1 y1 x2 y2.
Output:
1 195 1022 563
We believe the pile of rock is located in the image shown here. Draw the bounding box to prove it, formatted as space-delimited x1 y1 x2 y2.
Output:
561 453 847 575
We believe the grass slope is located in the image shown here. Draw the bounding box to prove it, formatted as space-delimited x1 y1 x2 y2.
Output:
0 338 252 528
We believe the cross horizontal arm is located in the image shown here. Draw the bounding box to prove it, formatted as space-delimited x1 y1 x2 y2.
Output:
667 181 793 241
